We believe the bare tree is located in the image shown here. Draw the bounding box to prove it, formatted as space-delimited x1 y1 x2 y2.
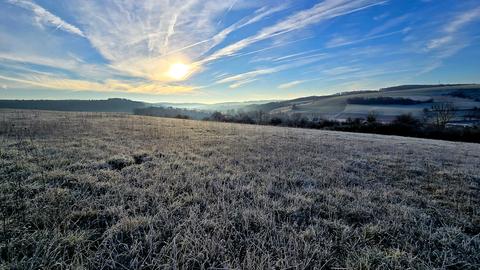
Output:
366 111 378 124
430 102 456 128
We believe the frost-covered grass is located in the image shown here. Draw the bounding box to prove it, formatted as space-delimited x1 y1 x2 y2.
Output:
1 110 479 269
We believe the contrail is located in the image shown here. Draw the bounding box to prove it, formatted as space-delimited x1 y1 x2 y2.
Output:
163 14 179 54
217 0 238 26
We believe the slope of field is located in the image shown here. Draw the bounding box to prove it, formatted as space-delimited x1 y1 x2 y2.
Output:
1 110 479 269
249 84 480 121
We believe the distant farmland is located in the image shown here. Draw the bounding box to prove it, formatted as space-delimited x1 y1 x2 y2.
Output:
248 84 480 121
1 110 479 269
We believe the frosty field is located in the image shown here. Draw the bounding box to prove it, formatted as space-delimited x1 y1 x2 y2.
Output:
1 110 479 269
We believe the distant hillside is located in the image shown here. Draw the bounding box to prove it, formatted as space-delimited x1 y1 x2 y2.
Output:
154 100 280 111
246 84 480 122
0 98 147 113
380 84 472 91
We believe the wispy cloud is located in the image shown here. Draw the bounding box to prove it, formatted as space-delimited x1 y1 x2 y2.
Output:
426 7 480 52
444 7 480 33
426 36 453 51
0 52 127 81
229 78 259 89
216 53 329 88
278 80 307 89
206 4 289 54
202 0 387 63
217 68 278 87
323 66 361 76
277 65 363 89
421 7 480 73
275 52 328 63
196 0 386 88
0 73 196 94
367 14 410 36
163 14 179 55
326 29 404 48
7 0 85 37
228 36 316 60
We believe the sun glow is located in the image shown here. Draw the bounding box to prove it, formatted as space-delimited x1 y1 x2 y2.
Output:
167 63 190 80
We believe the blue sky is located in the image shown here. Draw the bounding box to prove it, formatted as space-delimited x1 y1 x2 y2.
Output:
0 0 479 103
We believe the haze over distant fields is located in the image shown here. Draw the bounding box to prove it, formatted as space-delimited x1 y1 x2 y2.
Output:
1 0 480 103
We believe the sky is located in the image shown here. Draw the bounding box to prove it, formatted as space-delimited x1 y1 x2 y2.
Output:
0 0 479 103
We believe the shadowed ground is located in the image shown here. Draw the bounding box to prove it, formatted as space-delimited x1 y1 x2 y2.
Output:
1 110 479 269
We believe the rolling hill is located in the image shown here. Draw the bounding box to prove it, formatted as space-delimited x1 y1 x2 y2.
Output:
246 84 480 121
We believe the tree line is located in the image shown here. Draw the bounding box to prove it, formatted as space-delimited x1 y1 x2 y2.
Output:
133 106 210 120
0 99 146 113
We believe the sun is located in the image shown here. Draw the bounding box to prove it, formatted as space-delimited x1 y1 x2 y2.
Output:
167 63 190 80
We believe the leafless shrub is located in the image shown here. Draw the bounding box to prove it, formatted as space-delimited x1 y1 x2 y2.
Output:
430 102 457 127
